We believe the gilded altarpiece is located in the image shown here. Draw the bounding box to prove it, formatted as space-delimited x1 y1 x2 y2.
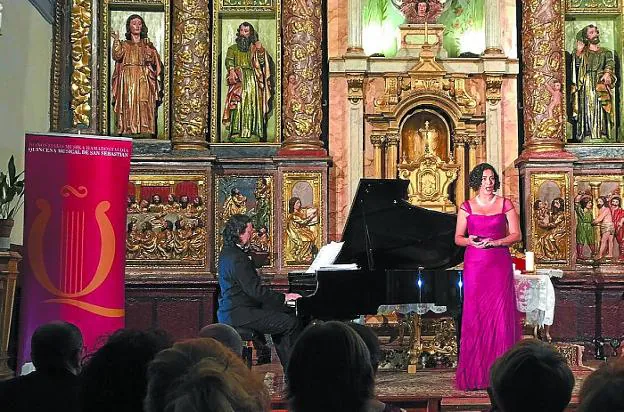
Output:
125 171 210 273
214 175 275 268
530 173 571 266
281 171 323 268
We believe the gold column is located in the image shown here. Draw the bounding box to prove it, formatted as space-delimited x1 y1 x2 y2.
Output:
69 0 93 129
0 251 20 380
385 134 400 179
468 135 480 173
280 0 326 154
171 0 210 150
371 135 385 178
453 133 467 205
520 0 565 152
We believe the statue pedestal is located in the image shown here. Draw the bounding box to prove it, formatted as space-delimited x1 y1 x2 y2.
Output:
396 24 447 58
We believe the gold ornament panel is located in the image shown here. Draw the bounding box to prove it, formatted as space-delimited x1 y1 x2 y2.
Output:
282 172 323 267
530 173 571 265
214 175 275 268
99 0 171 139
126 173 208 271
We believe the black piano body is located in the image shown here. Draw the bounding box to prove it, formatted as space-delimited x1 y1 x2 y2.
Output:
289 178 465 322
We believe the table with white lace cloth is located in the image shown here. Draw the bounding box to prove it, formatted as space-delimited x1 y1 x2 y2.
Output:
514 273 556 327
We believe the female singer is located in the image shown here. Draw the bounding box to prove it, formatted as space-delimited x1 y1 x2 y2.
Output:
454 163 522 390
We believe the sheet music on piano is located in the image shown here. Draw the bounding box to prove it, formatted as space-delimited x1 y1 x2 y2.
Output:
305 241 359 273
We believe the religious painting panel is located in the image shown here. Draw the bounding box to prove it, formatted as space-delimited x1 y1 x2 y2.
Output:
530 173 571 266
564 18 620 143
210 1 282 143
214 175 275 268
281 172 323 268
573 176 624 262
100 0 171 139
126 173 208 271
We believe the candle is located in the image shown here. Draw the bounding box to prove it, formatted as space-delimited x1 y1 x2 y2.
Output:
525 251 535 272
424 19 428 45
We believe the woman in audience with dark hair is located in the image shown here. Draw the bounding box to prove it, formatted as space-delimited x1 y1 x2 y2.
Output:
577 357 624 412
145 338 269 412
488 339 574 412
286 321 376 412
78 328 172 412
348 322 406 412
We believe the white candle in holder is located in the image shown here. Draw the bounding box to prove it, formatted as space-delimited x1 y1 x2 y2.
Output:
525 251 535 272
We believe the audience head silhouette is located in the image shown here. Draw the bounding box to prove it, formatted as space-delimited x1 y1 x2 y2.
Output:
79 328 172 412
286 320 375 412
347 322 381 373
145 338 269 412
577 358 624 412
199 323 243 356
488 339 574 412
30 320 83 375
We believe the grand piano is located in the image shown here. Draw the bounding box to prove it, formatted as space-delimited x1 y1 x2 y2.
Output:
288 179 466 368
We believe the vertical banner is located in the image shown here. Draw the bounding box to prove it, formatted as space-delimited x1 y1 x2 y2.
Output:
18 133 132 368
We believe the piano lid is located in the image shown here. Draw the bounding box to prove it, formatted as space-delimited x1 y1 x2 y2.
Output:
334 179 465 271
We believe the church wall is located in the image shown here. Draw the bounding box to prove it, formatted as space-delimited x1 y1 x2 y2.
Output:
0 1 52 246
327 77 349 241
501 78 520 207
327 0 348 57
501 0 517 58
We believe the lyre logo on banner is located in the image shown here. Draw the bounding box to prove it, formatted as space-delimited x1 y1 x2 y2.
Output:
27 185 124 317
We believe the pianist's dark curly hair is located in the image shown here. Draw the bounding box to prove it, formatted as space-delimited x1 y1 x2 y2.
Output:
222 214 252 247
468 162 500 192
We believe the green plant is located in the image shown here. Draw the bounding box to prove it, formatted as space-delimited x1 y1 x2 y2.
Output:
0 156 25 220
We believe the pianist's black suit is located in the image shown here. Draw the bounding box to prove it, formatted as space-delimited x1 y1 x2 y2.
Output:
217 244 299 369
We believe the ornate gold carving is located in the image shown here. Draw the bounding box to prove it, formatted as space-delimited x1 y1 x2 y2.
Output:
346 74 365 104
50 0 64 131
485 75 503 105
530 173 571 266
126 172 209 272
408 316 458 372
282 171 323 267
220 0 274 11
398 122 459 213
521 0 565 150
172 0 209 148
566 0 618 12
281 0 324 150
370 134 386 147
70 0 92 128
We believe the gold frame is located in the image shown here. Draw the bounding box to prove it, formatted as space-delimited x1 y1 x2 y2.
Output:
213 174 276 268
530 172 572 266
210 0 282 143
565 0 620 14
99 0 171 139
126 172 208 271
282 171 323 268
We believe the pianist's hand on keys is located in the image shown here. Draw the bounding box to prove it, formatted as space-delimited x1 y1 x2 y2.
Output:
285 292 302 307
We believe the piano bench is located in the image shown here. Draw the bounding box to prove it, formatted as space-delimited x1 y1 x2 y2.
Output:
234 327 271 368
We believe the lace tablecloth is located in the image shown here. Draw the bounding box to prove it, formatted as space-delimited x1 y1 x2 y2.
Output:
377 304 448 315
514 273 555 327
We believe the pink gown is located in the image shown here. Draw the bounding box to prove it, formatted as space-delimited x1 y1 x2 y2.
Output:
455 199 521 390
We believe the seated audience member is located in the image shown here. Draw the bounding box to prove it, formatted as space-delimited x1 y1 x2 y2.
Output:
577 358 624 412
79 329 172 412
199 323 244 356
348 322 406 412
217 214 301 370
286 321 376 412
488 339 574 412
144 338 270 412
0 321 83 412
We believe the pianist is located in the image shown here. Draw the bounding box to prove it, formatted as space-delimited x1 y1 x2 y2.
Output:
217 214 302 371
